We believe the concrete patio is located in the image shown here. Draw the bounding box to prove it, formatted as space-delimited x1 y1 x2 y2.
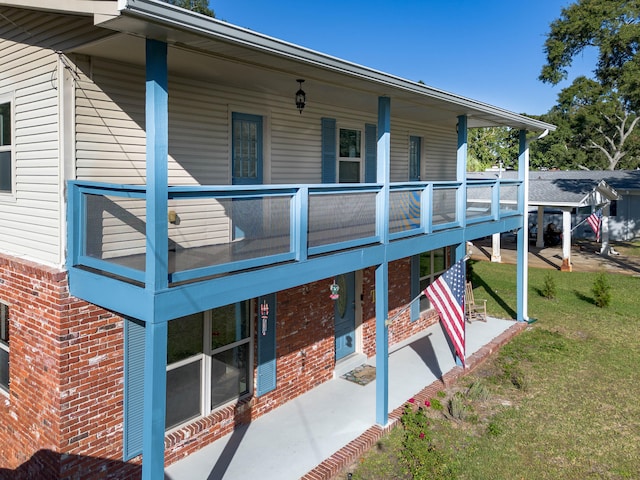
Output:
164 316 525 480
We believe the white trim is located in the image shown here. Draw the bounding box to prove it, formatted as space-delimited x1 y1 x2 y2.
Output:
164 300 255 432
337 123 364 183
0 92 16 201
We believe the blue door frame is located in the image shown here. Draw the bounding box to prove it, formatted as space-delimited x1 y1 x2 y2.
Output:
334 272 356 360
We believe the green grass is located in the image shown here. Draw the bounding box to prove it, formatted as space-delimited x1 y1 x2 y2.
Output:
345 262 640 480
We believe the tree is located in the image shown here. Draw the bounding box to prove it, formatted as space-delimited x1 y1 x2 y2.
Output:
164 0 215 17
537 77 640 170
467 127 519 171
540 0 640 110
538 0 640 170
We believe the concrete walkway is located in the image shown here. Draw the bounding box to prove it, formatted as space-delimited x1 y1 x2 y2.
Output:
165 317 523 480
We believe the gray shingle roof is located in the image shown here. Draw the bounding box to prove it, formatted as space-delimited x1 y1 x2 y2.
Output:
471 170 640 206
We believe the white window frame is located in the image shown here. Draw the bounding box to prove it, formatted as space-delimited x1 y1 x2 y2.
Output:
337 124 364 183
0 302 9 395
419 248 449 312
0 93 15 198
166 302 254 432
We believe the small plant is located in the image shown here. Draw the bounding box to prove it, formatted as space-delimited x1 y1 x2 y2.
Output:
430 398 444 411
437 390 447 398
449 392 474 421
487 421 503 436
541 272 557 299
592 272 611 308
467 380 490 402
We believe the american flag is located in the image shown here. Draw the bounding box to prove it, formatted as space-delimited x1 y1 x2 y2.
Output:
587 209 603 242
424 259 466 366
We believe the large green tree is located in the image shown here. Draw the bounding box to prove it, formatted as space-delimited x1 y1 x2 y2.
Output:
538 0 640 170
534 77 640 170
164 0 215 17
540 0 640 110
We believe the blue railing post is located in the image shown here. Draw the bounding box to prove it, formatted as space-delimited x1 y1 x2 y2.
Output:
294 187 308 262
492 180 500 220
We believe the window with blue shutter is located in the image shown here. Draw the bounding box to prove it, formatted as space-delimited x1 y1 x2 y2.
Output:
321 118 336 183
365 123 377 183
123 318 145 460
256 293 277 396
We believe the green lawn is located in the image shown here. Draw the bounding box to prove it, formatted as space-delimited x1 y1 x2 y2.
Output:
347 261 640 480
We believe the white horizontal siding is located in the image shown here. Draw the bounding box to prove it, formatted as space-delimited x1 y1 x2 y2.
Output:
0 7 109 266
424 125 457 181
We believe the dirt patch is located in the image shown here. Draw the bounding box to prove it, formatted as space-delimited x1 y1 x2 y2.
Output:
470 236 640 276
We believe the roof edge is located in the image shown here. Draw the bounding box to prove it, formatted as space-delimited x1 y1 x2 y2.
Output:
111 0 554 132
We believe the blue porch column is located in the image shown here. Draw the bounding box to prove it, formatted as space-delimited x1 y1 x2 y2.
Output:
516 130 529 322
375 96 391 426
142 38 169 480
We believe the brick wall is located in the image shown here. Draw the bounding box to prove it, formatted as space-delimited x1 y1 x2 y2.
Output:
361 259 439 358
0 254 139 479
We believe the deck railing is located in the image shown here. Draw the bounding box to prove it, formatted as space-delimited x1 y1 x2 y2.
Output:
68 178 521 285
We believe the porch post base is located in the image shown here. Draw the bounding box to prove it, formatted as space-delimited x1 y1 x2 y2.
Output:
560 258 572 272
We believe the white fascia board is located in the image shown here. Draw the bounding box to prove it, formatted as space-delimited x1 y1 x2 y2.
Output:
528 201 583 208
113 0 554 133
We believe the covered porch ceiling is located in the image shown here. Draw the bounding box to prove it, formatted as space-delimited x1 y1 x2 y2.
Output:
62 0 555 132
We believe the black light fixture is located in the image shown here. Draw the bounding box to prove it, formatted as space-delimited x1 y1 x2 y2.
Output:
295 79 306 114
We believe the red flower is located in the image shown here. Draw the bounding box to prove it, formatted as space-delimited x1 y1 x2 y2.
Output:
408 398 415 404
424 400 431 407
419 432 425 439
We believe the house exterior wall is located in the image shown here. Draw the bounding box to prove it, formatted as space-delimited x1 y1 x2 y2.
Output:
74 55 459 187
0 251 437 476
0 253 141 479
0 7 110 268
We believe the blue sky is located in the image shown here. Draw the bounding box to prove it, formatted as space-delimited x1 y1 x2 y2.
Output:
210 0 597 116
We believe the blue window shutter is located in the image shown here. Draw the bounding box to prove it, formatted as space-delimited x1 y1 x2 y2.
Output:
410 255 420 322
365 123 377 183
321 118 336 183
123 318 145 460
257 293 277 396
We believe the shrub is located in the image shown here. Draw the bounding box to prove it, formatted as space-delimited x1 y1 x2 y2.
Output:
592 272 611 308
541 272 557 299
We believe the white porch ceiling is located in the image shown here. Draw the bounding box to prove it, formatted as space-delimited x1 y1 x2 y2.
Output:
66 0 554 132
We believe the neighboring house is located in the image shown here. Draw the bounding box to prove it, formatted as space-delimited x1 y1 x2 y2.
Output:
526 170 640 242
0 2 553 479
